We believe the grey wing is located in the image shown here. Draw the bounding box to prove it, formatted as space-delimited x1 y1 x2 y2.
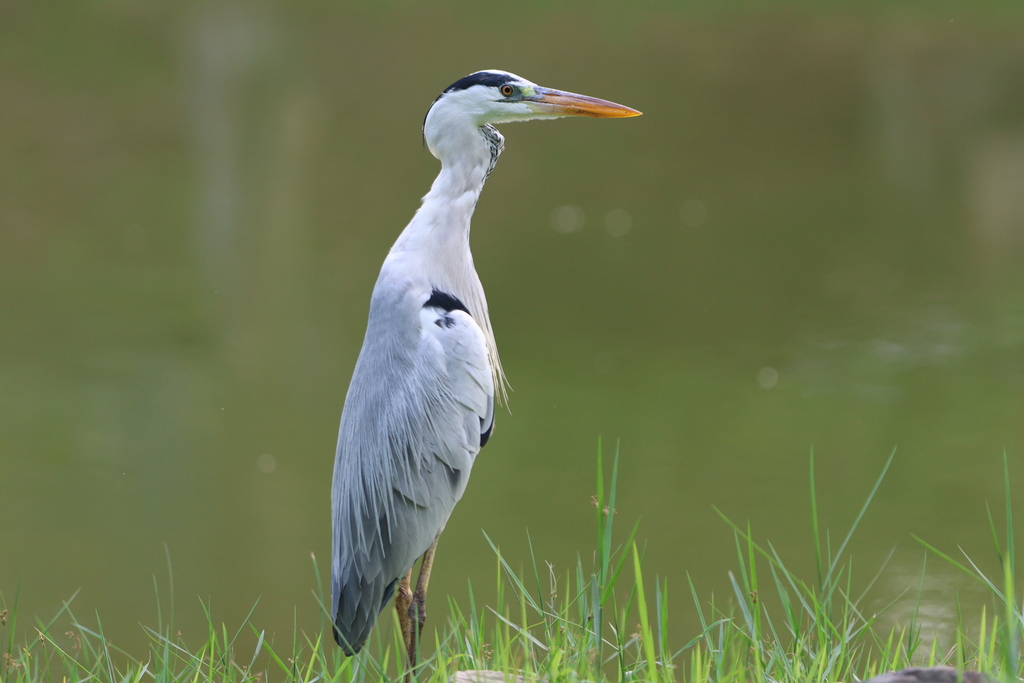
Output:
330 301 493 654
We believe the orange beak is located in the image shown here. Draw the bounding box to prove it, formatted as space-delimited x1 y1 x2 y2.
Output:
528 87 642 118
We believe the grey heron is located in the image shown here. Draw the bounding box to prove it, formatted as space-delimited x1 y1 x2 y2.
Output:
330 69 640 667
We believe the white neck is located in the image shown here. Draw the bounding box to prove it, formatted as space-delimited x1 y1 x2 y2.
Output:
391 144 490 262
387 124 507 397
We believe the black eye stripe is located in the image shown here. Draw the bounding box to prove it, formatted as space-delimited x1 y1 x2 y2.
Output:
443 71 516 93
424 71 520 137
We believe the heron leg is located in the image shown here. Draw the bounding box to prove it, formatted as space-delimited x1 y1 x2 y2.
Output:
395 569 416 669
411 538 438 634
398 538 440 676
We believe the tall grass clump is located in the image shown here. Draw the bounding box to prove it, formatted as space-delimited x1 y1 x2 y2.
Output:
913 451 1024 681
1 445 1022 682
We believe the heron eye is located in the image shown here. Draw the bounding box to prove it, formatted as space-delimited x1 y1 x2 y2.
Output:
500 84 515 97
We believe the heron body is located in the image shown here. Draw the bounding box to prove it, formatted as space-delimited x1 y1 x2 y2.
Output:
330 70 640 661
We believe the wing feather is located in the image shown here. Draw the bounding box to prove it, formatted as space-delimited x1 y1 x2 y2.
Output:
330 286 494 654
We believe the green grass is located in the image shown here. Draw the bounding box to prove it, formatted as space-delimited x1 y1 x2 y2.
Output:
2 444 1022 682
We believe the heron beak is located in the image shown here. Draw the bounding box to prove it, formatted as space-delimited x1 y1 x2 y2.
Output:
527 87 642 118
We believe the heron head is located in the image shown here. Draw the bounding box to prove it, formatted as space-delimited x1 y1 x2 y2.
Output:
423 70 641 160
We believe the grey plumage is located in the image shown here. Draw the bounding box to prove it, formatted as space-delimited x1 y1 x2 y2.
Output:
329 69 640 658
331 270 495 652
330 110 499 655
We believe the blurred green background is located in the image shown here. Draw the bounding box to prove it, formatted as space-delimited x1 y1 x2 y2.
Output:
2 0 1023 656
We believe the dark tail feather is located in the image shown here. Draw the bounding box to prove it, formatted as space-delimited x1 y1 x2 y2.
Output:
332 574 399 655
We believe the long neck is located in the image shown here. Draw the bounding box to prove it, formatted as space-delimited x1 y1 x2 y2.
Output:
389 124 507 397
391 125 503 263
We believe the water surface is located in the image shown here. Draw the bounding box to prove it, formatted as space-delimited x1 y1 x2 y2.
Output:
2 1 1023 656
